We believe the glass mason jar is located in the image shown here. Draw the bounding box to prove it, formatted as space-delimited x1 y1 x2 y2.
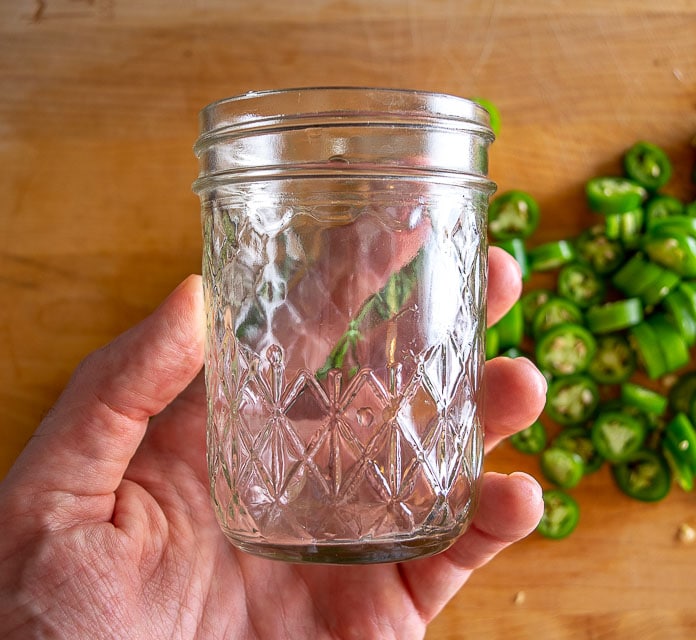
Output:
193 87 496 564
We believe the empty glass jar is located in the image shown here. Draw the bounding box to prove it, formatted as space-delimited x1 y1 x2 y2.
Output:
194 87 496 563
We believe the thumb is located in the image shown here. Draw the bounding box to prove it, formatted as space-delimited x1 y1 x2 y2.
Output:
5 275 205 502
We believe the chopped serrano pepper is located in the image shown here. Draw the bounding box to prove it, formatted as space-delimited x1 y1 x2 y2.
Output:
612 450 671 502
488 190 540 240
484 136 696 538
538 490 580 539
535 323 596 377
623 141 673 191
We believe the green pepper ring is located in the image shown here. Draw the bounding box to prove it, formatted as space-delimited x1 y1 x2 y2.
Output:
590 411 646 463
535 323 597 377
488 190 540 241
623 141 673 191
546 374 600 426
611 450 671 502
538 489 580 539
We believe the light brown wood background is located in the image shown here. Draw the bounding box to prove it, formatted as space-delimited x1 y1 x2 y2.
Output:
1 1 696 638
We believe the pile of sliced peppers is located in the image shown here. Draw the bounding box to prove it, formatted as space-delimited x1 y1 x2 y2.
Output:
489 137 696 540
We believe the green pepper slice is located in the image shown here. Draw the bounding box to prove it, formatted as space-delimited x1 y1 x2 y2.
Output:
662 290 696 346
540 447 585 488
528 240 576 272
645 195 686 227
557 262 605 308
553 427 604 474
639 267 681 308
510 420 547 455
612 450 671 502
611 253 659 297
612 253 680 306
629 322 668 380
648 214 696 238
663 437 695 492
664 413 696 475
486 325 500 360
620 382 668 416
546 375 600 426
521 288 554 330
605 208 644 247
623 141 673 191
538 489 580 539
574 225 625 274
646 314 690 373
488 190 540 240
495 300 524 350
535 323 597 377
643 229 696 278
591 411 646 463
587 333 636 384
585 298 643 334
586 177 647 214
531 297 583 338
669 371 696 415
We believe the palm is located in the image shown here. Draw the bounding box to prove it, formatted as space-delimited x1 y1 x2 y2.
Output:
0 262 546 639
120 379 427 639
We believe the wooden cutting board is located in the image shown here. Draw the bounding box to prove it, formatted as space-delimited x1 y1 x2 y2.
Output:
1 2 695 638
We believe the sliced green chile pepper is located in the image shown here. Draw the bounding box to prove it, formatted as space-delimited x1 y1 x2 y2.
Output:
557 262 605 308
591 411 646 463
605 208 644 247
643 229 696 278
645 195 683 224
528 240 576 272
587 334 636 384
540 447 585 489
510 420 547 454
495 300 524 350
646 314 690 373
488 190 540 240
546 375 600 426
586 177 647 214
535 323 597 377
585 298 643 334
664 413 696 475
623 141 673 191
662 291 696 346
669 371 696 415
553 427 604 474
663 437 695 491
574 225 625 274
486 325 500 360
521 288 554 329
538 489 580 539
620 382 668 416
531 297 583 338
612 450 671 502
629 322 668 380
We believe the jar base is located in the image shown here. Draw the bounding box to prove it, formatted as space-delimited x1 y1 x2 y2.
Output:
226 532 462 564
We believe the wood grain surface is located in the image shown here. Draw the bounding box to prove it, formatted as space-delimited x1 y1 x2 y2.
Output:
1 1 695 638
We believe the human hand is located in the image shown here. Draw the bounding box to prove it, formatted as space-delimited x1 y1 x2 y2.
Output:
0 248 546 640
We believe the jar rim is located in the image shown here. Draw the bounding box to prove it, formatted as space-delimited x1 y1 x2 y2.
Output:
195 86 493 152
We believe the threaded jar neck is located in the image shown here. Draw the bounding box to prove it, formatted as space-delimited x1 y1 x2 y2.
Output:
193 87 495 195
